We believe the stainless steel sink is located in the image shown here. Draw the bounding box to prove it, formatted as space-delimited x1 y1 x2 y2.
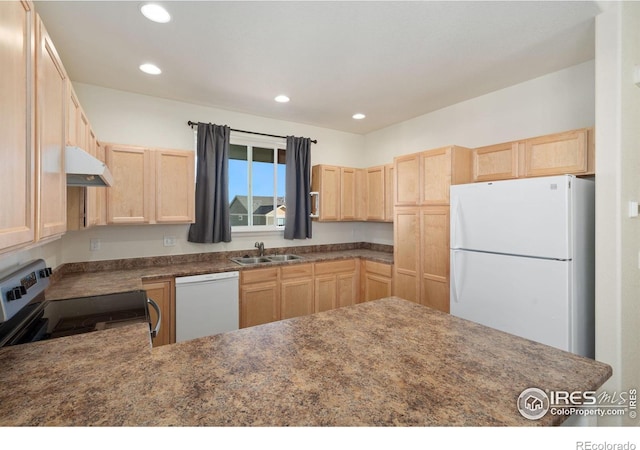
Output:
230 256 271 265
266 254 303 262
230 254 304 265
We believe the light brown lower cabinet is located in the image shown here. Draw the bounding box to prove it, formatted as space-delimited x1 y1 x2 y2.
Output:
280 264 314 320
314 259 359 312
361 260 393 302
240 267 279 328
394 206 451 313
240 259 362 328
142 278 175 347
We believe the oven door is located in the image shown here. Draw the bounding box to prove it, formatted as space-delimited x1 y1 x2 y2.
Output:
44 290 156 340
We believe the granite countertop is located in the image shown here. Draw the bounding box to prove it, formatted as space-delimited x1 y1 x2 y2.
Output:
0 297 612 426
45 247 393 300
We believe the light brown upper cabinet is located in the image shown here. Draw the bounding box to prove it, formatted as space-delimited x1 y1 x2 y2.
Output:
155 149 195 223
0 1 36 254
421 146 473 205
35 14 67 241
106 144 195 225
340 167 358 221
522 128 594 178
394 146 472 206
311 164 341 221
312 163 394 223
472 141 519 182
366 165 385 221
394 152 421 206
472 127 595 182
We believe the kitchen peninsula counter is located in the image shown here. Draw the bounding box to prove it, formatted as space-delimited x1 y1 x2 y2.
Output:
0 297 612 426
45 246 393 300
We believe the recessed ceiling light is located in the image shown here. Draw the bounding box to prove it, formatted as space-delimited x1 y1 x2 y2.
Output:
275 95 290 103
139 63 162 75
140 4 171 23
352 113 366 120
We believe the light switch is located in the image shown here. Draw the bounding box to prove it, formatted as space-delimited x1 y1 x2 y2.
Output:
629 201 639 218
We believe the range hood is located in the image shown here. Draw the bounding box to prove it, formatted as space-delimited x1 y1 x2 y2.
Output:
65 146 113 187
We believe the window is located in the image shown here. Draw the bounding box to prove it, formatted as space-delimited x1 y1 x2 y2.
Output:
228 136 286 231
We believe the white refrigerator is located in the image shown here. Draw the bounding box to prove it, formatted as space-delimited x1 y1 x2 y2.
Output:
449 175 595 358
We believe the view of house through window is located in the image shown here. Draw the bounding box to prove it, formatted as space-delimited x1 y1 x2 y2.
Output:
228 141 286 230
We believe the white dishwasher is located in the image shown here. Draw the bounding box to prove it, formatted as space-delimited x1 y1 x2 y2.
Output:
175 271 239 343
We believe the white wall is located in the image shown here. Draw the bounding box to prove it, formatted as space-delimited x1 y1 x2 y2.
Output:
594 2 640 427
357 60 596 244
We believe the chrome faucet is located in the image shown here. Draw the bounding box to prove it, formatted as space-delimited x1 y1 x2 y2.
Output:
255 241 265 257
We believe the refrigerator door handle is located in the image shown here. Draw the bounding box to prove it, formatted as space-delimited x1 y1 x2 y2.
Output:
451 196 461 249
451 250 461 303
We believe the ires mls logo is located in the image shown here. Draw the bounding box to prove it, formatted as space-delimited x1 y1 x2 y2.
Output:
517 387 638 420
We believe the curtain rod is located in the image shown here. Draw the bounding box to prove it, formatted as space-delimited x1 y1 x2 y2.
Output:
187 121 317 144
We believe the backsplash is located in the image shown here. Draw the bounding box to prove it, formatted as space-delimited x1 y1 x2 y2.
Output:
54 242 393 277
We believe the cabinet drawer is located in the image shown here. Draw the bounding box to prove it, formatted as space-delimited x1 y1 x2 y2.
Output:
280 263 313 280
364 260 392 278
241 267 279 284
314 259 357 275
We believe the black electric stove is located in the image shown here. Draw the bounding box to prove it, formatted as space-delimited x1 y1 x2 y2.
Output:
0 260 160 347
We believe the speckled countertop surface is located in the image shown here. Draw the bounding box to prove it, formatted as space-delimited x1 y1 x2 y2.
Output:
0 297 611 426
45 247 394 300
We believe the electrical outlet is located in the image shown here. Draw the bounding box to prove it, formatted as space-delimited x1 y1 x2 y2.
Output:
90 239 101 251
163 236 176 247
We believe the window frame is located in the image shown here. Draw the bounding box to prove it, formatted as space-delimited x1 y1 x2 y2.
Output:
227 133 287 233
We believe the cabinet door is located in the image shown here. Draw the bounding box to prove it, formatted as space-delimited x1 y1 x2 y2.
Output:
384 164 394 222
106 144 152 224
361 260 392 302
143 278 175 347
473 142 519 181
311 165 340 221
36 16 67 240
421 207 450 312
155 149 195 223
337 271 358 307
240 281 279 328
394 153 420 206
281 278 314 319
66 82 80 146
363 273 392 302
314 275 337 313
421 147 451 205
522 129 590 177
393 207 420 303
0 1 35 252
340 167 357 220
366 166 385 221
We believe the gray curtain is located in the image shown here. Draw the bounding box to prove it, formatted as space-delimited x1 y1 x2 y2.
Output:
284 136 312 239
188 123 232 243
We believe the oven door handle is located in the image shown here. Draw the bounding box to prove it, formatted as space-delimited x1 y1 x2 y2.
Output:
147 298 162 339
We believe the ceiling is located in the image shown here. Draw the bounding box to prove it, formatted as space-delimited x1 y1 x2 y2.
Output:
34 1 603 134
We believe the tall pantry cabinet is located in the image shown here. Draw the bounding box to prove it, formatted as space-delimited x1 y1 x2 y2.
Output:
0 1 35 252
393 146 473 313
1 2 68 255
